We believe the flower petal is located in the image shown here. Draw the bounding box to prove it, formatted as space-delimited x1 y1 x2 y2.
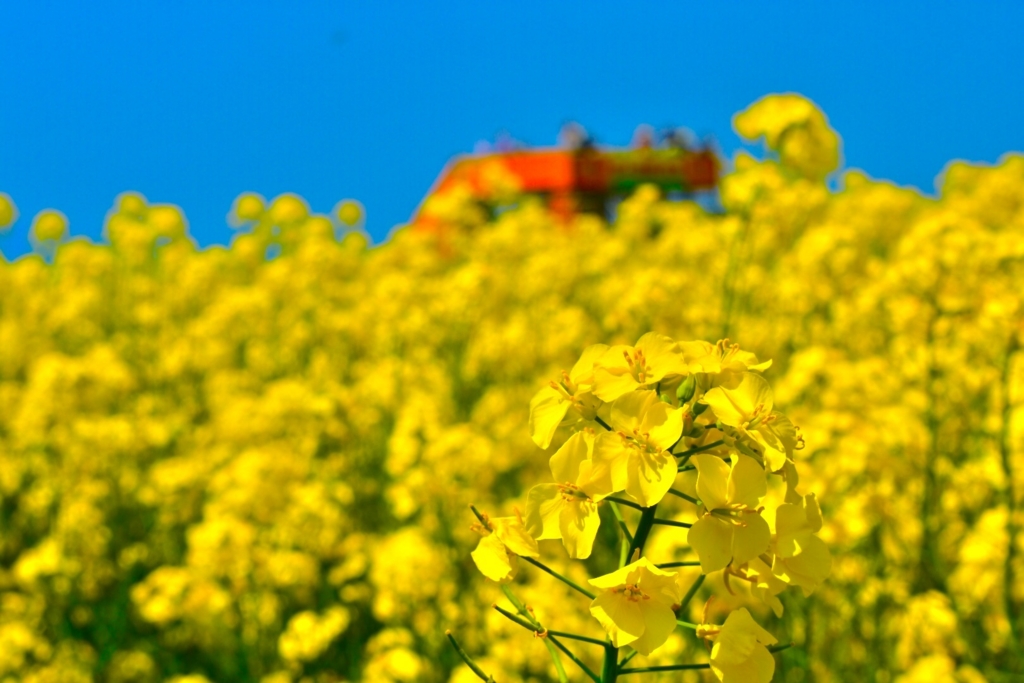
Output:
693 455 731 511
590 432 630 494
492 517 539 558
631 599 678 655
777 534 832 595
688 516 733 574
529 386 571 449
643 403 685 452
712 643 776 683
728 454 767 509
625 448 677 507
524 484 564 540
471 534 515 583
589 561 644 590
608 390 659 432
570 343 609 385
589 592 644 648
549 431 590 484
635 332 687 381
559 499 601 559
730 513 771 567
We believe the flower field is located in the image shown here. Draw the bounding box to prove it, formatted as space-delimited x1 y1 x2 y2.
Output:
0 95 1022 682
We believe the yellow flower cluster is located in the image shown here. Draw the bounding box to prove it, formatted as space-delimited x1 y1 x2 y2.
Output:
465 333 824 681
0 93 1021 682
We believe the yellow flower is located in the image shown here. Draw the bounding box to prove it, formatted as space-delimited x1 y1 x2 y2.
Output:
702 372 791 471
733 93 839 179
592 332 688 402
31 210 68 243
336 199 365 227
588 558 680 655
529 343 608 449
230 192 266 224
677 339 772 380
0 192 17 230
734 556 788 617
471 514 539 583
772 493 831 595
687 454 771 574
525 430 617 558
268 193 309 224
706 607 778 683
593 389 684 507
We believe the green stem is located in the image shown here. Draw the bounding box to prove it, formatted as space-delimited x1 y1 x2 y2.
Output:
446 630 496 682
493 606 606 647
652 518 692 528
618 649 638 668
676 620 699 630
673 439 724 458
550 631 608 647
608 501 634 545
595 415 614 431
768 643 794 653
657 561 700 569
469 505 487 524
601 643 618 683
627 505 658 560
499 585 535 622
549 636 601 683
493 605 537 631
606 496 642 511
497 587 567 682
678 574 705 614
677 465 695 473
668 488 699 505
546 641 570 683
522 556 596 599
619 664 710 674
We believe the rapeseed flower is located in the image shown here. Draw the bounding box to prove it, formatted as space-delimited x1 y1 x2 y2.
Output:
588 558 680 655
594 389 685 506
687 453 771 573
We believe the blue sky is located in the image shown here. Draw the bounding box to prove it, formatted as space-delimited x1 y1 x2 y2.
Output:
1 2 1022 257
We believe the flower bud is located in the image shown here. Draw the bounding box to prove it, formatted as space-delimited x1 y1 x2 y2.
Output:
676 374 697 402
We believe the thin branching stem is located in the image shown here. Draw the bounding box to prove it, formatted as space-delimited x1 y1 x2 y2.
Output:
608 501 634 545
627 506 658 559
678 573 706 614
446 631 496 682
618 649 639 668
652 518 692 528
673 439 724 458
522 556 596 599
549 636 601 683
493 604 537 631
667 488 699 505
497 586 567 682
548 631 608 647
619 663 710 674
492 607 606 647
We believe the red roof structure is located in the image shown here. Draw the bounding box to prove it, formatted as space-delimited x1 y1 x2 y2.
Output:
413 143 720 230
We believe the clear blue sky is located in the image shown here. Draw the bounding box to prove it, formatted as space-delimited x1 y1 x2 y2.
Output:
2 2 1022 257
